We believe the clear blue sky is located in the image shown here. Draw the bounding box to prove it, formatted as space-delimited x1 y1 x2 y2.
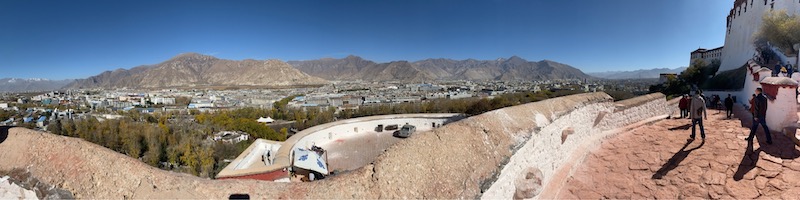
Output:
0 0 732 79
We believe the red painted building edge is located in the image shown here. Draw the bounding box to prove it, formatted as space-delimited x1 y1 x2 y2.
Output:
217 169 288 181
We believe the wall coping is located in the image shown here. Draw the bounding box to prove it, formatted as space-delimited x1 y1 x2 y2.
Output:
614 93 666 111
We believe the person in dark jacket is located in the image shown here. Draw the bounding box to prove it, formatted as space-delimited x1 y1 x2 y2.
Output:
724 94 734 119
746 88 773 144
678 94 690 118
749 94 756 114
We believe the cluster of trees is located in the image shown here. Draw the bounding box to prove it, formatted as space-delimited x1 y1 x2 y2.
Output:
755 10 800 56
649 59 720 98
195 110 287 141
46 114 236 178
341 89 585 118
0 109 14 122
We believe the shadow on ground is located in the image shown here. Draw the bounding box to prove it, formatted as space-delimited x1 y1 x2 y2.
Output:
667 123 692 131
733 129 800 181
0 126 11 144
652 138 705 179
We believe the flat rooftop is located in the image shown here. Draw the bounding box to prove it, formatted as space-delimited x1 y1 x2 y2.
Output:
555 111 800 199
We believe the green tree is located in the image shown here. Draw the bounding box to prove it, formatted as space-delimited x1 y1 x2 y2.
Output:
681 59 720 86
175 96 192 107
755 10 800 55
47 119 62 135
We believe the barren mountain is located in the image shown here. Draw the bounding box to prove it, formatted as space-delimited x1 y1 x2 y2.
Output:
289 55 592 81
0 78 73 92
65 53 327 89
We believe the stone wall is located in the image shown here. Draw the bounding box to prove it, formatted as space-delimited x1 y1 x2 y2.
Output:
708 59 799 132
0 92 675 199
481 92 671 199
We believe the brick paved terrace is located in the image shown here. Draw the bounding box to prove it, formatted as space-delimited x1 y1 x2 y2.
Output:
556 109 800 199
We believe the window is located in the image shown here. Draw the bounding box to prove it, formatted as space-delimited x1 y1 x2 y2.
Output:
771 3 774 9
751 0 753 5
765 0 767 5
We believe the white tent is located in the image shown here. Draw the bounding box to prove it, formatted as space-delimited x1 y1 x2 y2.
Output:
292 148 328 175
257 117 275 123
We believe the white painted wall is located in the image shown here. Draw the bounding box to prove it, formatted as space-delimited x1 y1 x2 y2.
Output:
765 86 799 130
481 96 669 199
231 140 282 170
720 0 800 72
481 103 613 199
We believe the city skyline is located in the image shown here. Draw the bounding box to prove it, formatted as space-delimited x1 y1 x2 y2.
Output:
1 0 731 79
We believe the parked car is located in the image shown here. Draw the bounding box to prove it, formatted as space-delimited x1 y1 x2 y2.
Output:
385 124 399 131
393 124 416 138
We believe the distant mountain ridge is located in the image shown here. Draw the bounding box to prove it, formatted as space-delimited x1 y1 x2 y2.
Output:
65 53 328 89
587 67 687 79
0 78 73 92
288 55 592 81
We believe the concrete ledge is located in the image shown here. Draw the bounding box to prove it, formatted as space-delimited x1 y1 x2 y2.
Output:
614 93 666 111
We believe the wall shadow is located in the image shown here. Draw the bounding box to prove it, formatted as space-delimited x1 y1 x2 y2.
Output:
651 139 705 179
0 126 11 144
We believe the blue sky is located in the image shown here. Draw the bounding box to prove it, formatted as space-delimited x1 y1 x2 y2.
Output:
0 0 732 79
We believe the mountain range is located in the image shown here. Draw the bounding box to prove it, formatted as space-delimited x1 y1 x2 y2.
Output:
587 67 687 79
0 78 73 93
65 53 328 89
287 55 592 81
12 53 610 90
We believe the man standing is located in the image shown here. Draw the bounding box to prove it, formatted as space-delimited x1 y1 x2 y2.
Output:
679 94 690 118
724 94 734 119
690 91 707 140
746 88 773 144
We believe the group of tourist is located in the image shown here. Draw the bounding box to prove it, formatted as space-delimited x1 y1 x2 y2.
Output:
755 46 794 78
678 93 734 119
676 88 773 144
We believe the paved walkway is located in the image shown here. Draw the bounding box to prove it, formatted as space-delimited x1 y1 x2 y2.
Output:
557 110 800 199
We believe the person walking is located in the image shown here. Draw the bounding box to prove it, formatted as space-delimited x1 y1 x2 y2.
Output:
749 94 756 114
724 94 734 119
690 91 707 140
679 94 690 118
746 88 773 144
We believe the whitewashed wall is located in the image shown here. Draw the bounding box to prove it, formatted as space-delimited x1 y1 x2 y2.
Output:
720 0 800 72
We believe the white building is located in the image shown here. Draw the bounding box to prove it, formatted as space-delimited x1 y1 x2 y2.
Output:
152 97 176 105
211 131 250 144
188 102 214 109
690 47 723 65
713 0 800 72
0 103 7 109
